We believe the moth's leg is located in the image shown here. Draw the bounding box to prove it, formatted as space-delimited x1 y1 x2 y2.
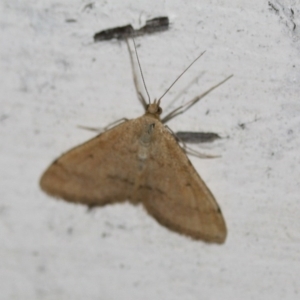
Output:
78 118 129 133
183 145 220 159
165 125 220 159
165 125 188 148
162 75 233 124
163 73 205 112
125 39 148 110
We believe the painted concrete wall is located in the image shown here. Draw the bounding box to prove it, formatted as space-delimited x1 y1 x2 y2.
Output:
1 1 300 299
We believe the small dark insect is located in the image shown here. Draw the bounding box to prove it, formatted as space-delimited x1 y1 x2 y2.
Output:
94 16 169 42
94 25 134 41
175 132 221 144
137 17 169 34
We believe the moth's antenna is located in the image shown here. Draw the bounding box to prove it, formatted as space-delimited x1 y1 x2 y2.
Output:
158 51 206 102
132 37 151 104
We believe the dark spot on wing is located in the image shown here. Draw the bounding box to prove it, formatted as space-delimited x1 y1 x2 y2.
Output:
107 174 134 186
138 184 164 195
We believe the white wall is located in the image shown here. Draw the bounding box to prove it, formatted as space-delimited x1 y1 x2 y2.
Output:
1 1 300 299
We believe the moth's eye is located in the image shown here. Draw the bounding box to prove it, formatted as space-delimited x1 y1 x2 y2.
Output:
157 107 163 115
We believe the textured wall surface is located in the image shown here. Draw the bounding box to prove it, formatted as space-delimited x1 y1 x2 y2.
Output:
1 1 300 299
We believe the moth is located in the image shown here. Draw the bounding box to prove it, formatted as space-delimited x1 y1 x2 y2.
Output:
175 131 221 144
94 16 169 42
40 40 232 243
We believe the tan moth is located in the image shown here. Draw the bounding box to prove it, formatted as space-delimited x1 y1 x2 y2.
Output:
40 40 232 243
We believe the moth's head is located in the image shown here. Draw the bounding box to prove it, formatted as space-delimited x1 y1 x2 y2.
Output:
146 99 163 118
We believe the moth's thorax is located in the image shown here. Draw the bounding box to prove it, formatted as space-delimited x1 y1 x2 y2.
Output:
137 115 160 163
145 99 162 119
138 117 157 144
